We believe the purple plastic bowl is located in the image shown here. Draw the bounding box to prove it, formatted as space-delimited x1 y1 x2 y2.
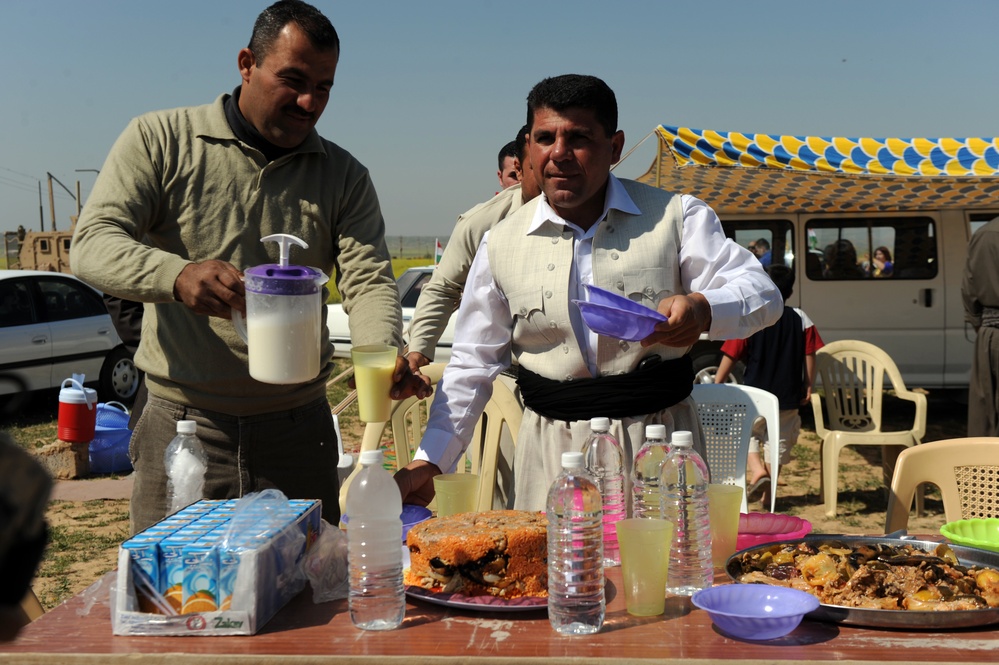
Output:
341 504 432 543
691 584 820 640
573 300 667 342
583 284 660 316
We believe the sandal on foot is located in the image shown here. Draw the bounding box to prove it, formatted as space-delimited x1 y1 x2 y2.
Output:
746 476 771 502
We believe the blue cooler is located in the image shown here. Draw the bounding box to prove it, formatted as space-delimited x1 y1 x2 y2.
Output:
89 402 133 474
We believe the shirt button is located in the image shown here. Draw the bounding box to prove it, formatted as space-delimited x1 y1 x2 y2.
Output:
619 341 629 350
563 346 569 354
551 236 559 244
547 263 555 271
645 287 655 297
616 281 624 290
565 374 574 381
610 252 619 260
545 291 552 299
519 307 528 315
550 321 557 328
607 226 615 233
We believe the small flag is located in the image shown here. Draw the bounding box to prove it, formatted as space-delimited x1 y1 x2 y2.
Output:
434 238 444 267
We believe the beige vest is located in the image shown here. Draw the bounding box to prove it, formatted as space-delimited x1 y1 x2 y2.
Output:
488 179 688 380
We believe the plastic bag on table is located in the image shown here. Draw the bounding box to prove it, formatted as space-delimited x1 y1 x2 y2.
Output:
219 489 307 590
302 518 349 603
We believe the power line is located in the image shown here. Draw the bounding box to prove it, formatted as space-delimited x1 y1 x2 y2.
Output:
0 165 40 182
0 175 39 194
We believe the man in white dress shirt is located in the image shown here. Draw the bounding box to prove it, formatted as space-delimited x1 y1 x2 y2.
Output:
396 74 782 510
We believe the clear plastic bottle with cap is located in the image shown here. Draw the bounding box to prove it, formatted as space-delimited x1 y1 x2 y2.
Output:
660 430 713 595
164 419 207 515
581 417 625 567
547 451 605 635
346 449 405 630
631 423 671 519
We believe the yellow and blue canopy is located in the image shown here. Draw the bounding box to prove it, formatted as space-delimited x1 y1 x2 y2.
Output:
635 125 999 213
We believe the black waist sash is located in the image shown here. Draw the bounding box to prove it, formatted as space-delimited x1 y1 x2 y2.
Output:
516 355 693 422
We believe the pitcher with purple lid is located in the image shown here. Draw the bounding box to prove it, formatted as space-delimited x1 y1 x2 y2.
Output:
232 233 328 384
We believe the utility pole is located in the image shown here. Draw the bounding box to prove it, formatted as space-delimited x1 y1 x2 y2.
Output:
37 181 44 232
75 169 99 220
46 172 78 232
47 175 56 231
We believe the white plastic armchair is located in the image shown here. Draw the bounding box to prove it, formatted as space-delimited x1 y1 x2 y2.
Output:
690 383 781 513
810 340 927 518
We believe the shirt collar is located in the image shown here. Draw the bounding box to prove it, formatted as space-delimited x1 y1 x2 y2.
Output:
528 173 640 235
199 90 327 158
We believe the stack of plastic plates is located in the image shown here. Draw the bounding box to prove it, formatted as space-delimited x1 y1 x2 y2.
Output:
572 284 667 342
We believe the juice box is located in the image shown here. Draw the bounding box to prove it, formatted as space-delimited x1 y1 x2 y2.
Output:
160 533 199 613
217 546 241 612
181 543 219 614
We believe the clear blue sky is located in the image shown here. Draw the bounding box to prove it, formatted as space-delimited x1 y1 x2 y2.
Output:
2 0 997 240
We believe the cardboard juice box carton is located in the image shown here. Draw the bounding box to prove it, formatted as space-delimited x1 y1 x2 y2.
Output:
114 497 321 636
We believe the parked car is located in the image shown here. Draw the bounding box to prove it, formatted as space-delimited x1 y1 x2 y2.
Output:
328 266 456 362
0 270 140 403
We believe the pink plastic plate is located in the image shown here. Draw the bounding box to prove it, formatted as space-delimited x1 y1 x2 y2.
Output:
736 512 813 551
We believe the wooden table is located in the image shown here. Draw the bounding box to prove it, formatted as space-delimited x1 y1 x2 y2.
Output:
4 565 998 665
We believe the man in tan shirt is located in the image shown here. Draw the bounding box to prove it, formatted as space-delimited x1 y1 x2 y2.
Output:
72 1 428 532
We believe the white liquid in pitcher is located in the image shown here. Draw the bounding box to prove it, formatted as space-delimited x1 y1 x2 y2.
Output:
247 313 320 384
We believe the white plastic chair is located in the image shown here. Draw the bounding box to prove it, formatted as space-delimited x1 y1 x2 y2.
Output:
338 364 524 515
338 363 446 515
811 340 927 518
690 384 781 513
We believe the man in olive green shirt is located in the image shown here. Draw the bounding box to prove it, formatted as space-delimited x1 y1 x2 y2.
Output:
71 1 428 533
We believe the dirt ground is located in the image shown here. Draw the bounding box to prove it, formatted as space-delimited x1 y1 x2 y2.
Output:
31 388 968 612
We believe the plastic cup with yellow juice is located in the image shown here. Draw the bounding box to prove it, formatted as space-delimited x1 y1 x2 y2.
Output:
707 483 743 568
433 473 480 517
351 344 398 423
615 518 673 616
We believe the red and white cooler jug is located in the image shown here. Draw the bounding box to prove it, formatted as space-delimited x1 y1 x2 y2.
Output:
58 375 98 443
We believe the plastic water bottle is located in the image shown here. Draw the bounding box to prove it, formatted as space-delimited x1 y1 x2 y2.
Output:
660 430 713 595
164 420 206 515
346 450 405 630
581 417 625 567
547 451 605 635
632 424 670 519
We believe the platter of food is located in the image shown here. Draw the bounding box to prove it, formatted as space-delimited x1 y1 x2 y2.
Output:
726 535 999 629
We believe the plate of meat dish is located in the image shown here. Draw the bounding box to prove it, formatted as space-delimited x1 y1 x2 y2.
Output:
726 535 999 629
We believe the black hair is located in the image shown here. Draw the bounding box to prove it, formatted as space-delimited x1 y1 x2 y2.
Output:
248 0 339 64
514 124 530 162
766 264 795 301
526 74 617 137
755 237 771 251
497 140 517 171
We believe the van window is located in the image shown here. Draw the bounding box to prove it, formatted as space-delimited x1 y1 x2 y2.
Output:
969 212 999 237
718 219 794 269
804 217 937 281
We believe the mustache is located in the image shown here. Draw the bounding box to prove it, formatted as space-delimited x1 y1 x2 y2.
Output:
283 105 314 120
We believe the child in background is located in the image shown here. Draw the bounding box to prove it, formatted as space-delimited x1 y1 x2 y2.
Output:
714 264 824 504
